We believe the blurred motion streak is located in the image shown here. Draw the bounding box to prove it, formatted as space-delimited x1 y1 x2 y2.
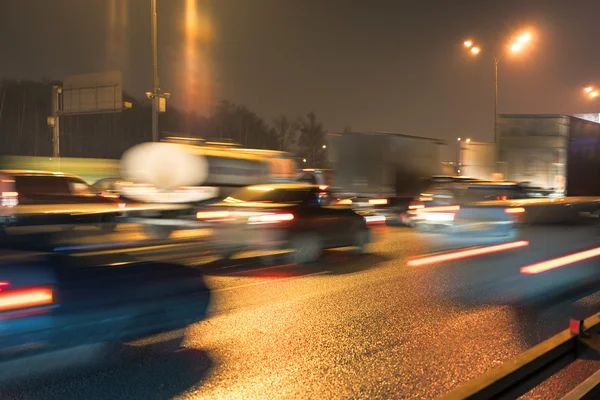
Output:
183 0 213 116
369 198 388 205
0 287 53 312
407 240 529 267
520 247 600 274
417 205 460 213
505 207 525 214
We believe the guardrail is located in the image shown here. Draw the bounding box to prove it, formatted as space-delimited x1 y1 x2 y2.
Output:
444 313 600 399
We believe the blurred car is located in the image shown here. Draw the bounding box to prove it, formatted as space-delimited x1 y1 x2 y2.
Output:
0 249 210 372
195 183 371 264
0 170 123 233
403 180 546 228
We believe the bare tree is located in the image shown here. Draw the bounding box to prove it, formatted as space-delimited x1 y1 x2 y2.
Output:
272 115 298 151
299 112 326 167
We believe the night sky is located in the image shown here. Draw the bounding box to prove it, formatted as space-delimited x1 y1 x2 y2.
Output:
2 0 600 143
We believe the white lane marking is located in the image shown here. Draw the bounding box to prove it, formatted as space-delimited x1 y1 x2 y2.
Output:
211 271 331 293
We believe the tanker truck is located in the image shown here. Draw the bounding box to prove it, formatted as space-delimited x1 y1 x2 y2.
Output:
119 140 298 238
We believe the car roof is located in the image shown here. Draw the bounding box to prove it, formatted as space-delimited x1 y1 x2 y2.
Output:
0 169 83 180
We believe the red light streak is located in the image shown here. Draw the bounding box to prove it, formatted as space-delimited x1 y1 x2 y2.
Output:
520 246 600 274
407 240 530 267
0 287 53 312
505 207 525 214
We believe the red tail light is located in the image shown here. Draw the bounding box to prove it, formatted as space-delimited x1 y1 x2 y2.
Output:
408 202 425 210
1 191 18 207
248 213 294 223
99 193 120 199
0 286 53 312
505 207 525 214
197 210 230 220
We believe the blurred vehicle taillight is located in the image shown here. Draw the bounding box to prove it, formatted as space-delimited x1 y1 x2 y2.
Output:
196 210 230 220
248 213 294 224
505 207 525 223
369 198 388 206
408 201 424 211
1 191 18 207
99 192 120 199
0 283 54 314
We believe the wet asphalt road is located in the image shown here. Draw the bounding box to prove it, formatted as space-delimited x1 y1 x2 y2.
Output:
3 224 600 399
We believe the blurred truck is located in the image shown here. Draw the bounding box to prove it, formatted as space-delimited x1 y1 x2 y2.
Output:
497 114 600 196
297 131 447 223
118 139 298 238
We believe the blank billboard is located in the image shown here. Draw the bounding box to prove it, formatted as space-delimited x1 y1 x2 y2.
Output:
62 71 123 114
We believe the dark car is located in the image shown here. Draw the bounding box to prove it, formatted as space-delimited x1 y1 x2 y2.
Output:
196 184 371 265
0 170 123 233
0 249 211 378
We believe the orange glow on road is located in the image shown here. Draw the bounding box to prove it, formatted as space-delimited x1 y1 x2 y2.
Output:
520 247 600 274
0 287 53 312
408 241 529 267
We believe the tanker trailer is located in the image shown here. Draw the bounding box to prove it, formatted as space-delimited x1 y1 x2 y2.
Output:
119 141 296 238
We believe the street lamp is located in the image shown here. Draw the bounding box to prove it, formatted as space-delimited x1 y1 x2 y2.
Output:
463 31 534 144
322 144 327 149
584 86 599 98
303 158 307 163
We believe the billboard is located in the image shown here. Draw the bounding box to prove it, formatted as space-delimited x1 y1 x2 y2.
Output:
62 71 123 114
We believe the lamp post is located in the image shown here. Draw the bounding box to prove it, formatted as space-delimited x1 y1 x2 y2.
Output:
463 32 533 144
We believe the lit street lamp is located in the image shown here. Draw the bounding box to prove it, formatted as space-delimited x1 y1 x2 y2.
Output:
584 86 599 99
303 158 307 163
463 31 534 144
322 145 327 149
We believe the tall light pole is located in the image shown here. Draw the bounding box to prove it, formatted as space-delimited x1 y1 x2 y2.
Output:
147 0 171 142
151 0 159 142
463 32 533 144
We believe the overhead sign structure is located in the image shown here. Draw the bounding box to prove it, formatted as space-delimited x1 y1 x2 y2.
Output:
62 71 123 114
49 70 126 158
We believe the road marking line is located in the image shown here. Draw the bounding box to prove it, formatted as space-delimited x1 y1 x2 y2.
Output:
521 246 600 274
211 271 331 293
407 240 529 267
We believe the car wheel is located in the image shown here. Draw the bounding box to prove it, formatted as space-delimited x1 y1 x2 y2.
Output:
285 233 322 265
142 224 174 240
352 226 370 255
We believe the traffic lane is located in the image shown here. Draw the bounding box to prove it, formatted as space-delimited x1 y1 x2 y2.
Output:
3 225 600 399
181 227 600 399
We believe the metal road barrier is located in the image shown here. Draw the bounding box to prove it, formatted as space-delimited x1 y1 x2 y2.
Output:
444 313 600 399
